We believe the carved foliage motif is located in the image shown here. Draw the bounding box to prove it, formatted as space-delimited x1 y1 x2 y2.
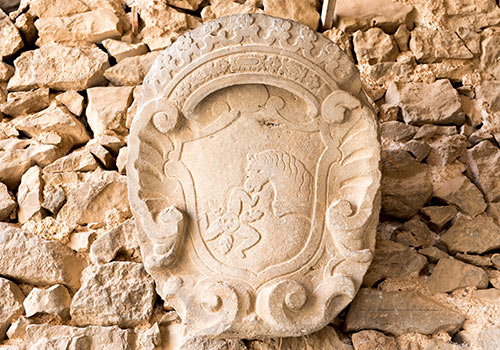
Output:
128 14 381 338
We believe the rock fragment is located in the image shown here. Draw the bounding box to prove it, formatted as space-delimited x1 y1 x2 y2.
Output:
8 43 109 91
27 0 89 18
263 0 319 30
426 135 468 167
70 262 155 327
0 224 86 289
0 278 24 340
466 140 500 203
0 182 15 221
0 88 50 117
426 258 488 293
419 206 457 231
351 330 398 350
353 28 398 65
116 147 127 174
380 121 418 142
54 90 84 116
385 80 465 126
89 218 138 264
104 52 159 86
480 29 500 80
345 289 465 335
102 39 148 62
0 9 23 58
0 62 14 81
23 284 71 320
201 0 262 22
17 165 43 224
43 148 98 173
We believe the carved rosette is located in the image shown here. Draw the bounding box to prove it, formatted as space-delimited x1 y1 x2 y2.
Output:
128 14 381 338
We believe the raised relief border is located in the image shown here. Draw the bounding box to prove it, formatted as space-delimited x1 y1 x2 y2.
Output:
127 14 381 338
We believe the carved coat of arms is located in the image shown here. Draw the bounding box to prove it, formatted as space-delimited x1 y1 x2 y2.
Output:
128 14 381 338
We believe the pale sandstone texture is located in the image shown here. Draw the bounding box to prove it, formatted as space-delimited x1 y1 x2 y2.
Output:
263 0 319 30
23 284 71 319
0 9 23 58
0 88 50 117
353 28 398 65
0 182 15 221
0 278 24 340
426 258 488 293
104 52 159 86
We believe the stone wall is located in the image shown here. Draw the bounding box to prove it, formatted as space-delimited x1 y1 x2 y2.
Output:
0 0 499 349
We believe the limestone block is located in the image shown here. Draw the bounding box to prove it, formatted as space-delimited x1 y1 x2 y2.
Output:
8 43 109 91
419 206 457 232
480 29 500 80
426 258 488 293
116 146 127 174
43 148 98 173
0 9 23 58
23 284 71 320
27 0 89 18
0 278 24 340
0 182 15 220
102 39 148 63
167 0 203 10
353 28 398 65
0 62 14 82
89 218 138 264
104 52 159 86
17 165 42 224
201 0 262 22
263 0 319 30
0 88 50 117
70 262 155 327
55 90 84 116
351 330 398 350
466 140 500 203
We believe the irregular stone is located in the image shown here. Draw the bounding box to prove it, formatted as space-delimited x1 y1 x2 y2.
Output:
17 165 42 224
335 0 414 33
201 0 262 22
322 27 354 62
6 316 31 340
116 146 127 174
401 140 431 162
426 135 468 167
57 170 129 227
0 88 50 116
0 9 23 58
167 0 203 10
345 288 465 335
440 214 500 254
13 103 90 147
55 90 84 116
0 278 24 340
125 85 141 128
86 142 114 169
43 148 98 173
466 140 500 203
8 43 109 91
353 28 398 65
399 216 435 247
27 0 89 18
481 29 500 80
70 262 155 327
0 0 20 13
181 337 246 350
409 27 473 63
487 269 500 289
102 39 148 62
35 9 121 45
385 80 465 126
0 224 86 289
380 121 418 142
352 330 398 350
430 164 486 217
456 253 491 267
263 0 319 30
419 206 457 232
14 12 36 45
393 24 410 51
23 284 71 320
419 246 449 263
136 323 161 350
24 324 134 349
0 62 14 81
104 52 159 86
89 218 138 264
86 86 134 137
41 185 66 214
0 182 15 221
381 150 432 218
363 239 427 287
427 258 488 293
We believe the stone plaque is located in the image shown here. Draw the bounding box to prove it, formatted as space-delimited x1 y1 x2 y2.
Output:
128 14 381 338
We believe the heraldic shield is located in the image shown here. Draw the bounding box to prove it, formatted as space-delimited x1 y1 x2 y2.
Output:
127 14 381 338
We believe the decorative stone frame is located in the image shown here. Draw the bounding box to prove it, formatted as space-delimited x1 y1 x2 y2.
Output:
127 13 381 338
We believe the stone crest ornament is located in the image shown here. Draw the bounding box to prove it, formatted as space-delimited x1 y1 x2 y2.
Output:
127 13 381 338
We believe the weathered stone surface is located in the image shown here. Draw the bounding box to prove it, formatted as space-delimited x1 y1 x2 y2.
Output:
70 262 155 327
345 289 465 335
385 80 465 126
0 9 23 58
8 43 109 91
167 0 203 10
201 0 262 21
43 148 98 173
0 62 14 82
419 206 457 232
335 0 414 33
6 316 31 340
86 86 134 137
102 39 148 62
481 29 500 80
426 134 468 167
0 182 15 221
0 0 20 13
364 239 427 287
380 121 418 142
456 253 491 267
24 324 134 349
381 150 432 218
393 24 410 51
17 165 42 224
440 215 500 254
13 103 90 147
55 90 84 116
0 278 24 340
427 258 488 293
467 140 500 203
398 216 435 247
26 0 89 18
409 27 473 63
104 52 159 86
263 0 319 30
23 284 71 319
419 246 449 263
116 146 127 174
0 224 86 289
35 9 121 45
86 141 114 169
351 330 398 350
180 338 247 350
89 218 138 264
0 88 50 117
353 28 398 65
57 170 129 227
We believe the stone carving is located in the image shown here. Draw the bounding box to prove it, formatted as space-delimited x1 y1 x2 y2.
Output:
128 13 381 338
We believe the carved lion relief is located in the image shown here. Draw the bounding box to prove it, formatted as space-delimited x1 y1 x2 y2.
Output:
127 13 381 338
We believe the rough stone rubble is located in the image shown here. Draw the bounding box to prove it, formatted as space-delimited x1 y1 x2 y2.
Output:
0 0 499 349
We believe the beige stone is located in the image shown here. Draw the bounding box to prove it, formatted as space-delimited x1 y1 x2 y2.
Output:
419 246 449 263
167 0 203 10
17 165 43 224
345 288 465 335
353 28 398 65
86 86 134 137
128 14 380 338
26 0 89 18
393 24 410 51
0 62 14 82
426 134 468 167
456 253 491 267
104 52 159 86
55 90 84 116
322 27 354 62
70 262 155 327
0 224 86 289
102 39 148 63
385 80 465 126
335 0 414 33
352 330 398 350
23 284 71 320
481 29 500 80
0 88 50 117
181 337 246 350
14 12 37 46
467 140 500 203
201 0 262 21
419 206 457 232
263 0 319 30
43 148 98 173
0 9 23 58
427 258 488 293
86 141 114 169
8 43 109 91
6 316 31 340
89 218 138 265
35 9 121 45
0 182 15 221
116 146 127 174
380 121 417 142
24 324 134 349
0 278 24 340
